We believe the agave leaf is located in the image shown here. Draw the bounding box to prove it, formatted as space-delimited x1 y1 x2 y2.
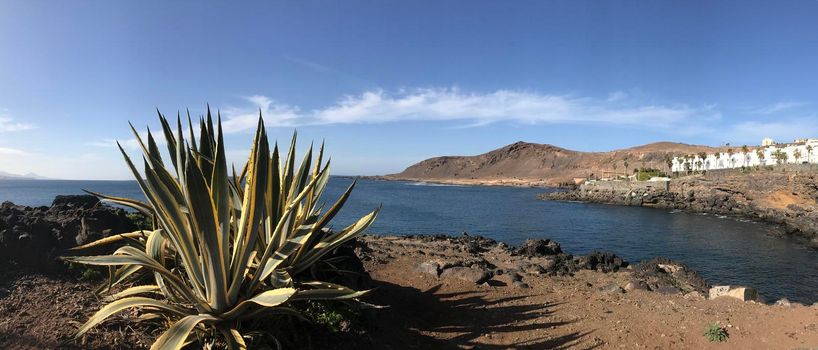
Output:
149 314 218 350
227 117 269 302
69 230 151 251
146 127 164 167
83 189 153 216
143 161 206 295
221 287 296 320
96 264 142 294
76 296 185 337
294 179 355 259
211 118 232 290
158 112 180 172
292 208 378 274
184 149 227 310
105 285 161 301
220 327 247 350
291 287 370 301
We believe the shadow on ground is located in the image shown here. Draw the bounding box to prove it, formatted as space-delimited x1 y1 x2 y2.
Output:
345 280 598 349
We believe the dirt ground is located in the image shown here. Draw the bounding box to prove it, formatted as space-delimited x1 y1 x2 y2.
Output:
2 235 818 349
353 235 818 350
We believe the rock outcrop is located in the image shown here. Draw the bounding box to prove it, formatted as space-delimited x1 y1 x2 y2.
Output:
0 195 138 270
631 257 711 295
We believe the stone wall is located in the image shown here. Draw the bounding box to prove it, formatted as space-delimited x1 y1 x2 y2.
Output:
579 180 669 192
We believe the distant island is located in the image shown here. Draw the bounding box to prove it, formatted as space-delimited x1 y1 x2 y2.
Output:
381 141 717 186
0 171 49 180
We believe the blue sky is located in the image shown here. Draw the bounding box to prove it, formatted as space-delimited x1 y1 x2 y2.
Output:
1 1 818 179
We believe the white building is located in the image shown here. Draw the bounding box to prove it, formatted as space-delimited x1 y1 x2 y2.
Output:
671 138 818 173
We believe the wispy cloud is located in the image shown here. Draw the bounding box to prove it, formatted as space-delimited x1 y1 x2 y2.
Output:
726 118 816 144
222 88 720 133
221 95 301 133
0 147 31 156
749 101 805 115
0 115 36 133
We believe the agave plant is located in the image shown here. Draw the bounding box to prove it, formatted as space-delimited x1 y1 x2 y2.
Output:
64 108 378 349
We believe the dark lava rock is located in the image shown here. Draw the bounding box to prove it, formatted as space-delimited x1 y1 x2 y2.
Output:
631 257 710 294
575 251 628 272
517 239 562 257
51 195 100 209
0 195 138 270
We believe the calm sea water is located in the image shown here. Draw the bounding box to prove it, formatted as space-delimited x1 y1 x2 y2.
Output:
1 178 817 303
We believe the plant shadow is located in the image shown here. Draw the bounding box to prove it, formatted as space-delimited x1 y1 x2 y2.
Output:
340 281 598 349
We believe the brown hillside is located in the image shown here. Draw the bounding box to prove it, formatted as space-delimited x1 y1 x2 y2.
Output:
384 141 719 186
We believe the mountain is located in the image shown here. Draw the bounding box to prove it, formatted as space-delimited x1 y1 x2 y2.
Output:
383 141 718 186
0 171 49 180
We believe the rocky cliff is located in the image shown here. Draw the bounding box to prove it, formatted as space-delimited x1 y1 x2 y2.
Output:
385 141 717 186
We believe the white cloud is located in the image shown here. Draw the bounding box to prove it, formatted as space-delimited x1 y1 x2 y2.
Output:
221 88 720 133
749 101 805 115
221 95 301 133
0 147 30 156
0 116 35 132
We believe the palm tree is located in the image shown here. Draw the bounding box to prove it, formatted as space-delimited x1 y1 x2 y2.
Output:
665 154 674 175
714 152 721 169
773 149 788 165
756 148 765 166
807 145 814 167
741 145 749 167
697 152 708 170
623 159 629 179
727 148 735 168
794 149 802 164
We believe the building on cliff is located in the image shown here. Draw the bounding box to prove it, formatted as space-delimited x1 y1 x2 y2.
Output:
671 138 818 172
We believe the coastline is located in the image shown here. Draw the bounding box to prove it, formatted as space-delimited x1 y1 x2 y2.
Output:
362 175 557 188
542 170 818 248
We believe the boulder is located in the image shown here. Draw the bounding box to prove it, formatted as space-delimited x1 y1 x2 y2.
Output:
774 298 795 307
708 286 762 302
624 280 649 292
518 239 562 257
576 251 627 272
417 260 441 277
632 257 710 294
52 195 100 209
440 266 493 284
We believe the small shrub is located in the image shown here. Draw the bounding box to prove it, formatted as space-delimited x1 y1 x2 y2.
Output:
125 212 153 231
66 262 104 282
704 322 729 342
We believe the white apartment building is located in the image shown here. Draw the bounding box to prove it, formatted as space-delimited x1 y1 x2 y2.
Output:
670 138 818 173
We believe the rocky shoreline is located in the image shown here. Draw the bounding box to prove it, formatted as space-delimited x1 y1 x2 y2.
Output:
0 195 139 270
543 171 818 248
2 195 815 348
357 233 792 305
0 195 791 304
